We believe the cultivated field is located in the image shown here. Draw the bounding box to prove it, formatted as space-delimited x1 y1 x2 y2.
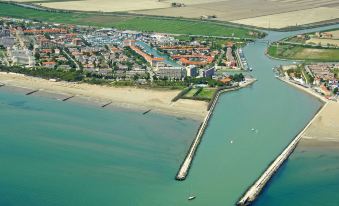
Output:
232 7 339 29
5 0 339 28
0 2 260 38
136 0 339 28
268 44 339 62
306 38 339 47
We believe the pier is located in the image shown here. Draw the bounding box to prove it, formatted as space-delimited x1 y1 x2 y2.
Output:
101 101 112 108
61 95 75 101
237 102 328 205
25 90 39 95
176 87 227 180
176 82 256 181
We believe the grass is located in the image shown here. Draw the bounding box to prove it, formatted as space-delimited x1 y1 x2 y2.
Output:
196 88 216 99
268 43 339 62
0 2 259 38
0 49 5 58
184 88 199 97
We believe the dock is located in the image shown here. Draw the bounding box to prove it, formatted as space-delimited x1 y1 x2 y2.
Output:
26 90 39 95
61 95 75 102
237 102 328 205
101 101 112 108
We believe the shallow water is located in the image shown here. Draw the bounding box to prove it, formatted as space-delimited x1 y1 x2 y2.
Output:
253 145 339 206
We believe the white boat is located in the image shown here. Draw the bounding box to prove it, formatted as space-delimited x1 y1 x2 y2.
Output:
251 128 255 131
249 67 253 71
230 140 234 144
188 196 196 200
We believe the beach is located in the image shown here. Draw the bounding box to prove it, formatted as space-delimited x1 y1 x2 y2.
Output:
278 76 339 147
301 101 339 146
0 72 208 120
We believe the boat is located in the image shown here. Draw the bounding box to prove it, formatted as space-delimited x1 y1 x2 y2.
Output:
249 67 253 71
230 140 234 144
188 196 196 200
251 128 255 131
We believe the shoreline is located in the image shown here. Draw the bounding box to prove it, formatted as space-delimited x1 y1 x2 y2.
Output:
276 76 328 103
0 72 208 121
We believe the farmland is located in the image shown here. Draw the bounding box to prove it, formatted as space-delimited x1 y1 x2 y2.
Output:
4 0 339 29
0 2 260 38
268 44 339 62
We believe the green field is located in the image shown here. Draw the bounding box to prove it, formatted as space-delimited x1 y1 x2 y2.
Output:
0 2 260 38
268 44 339 62
196 88 216 99
0 49 5 58
184 88 199 98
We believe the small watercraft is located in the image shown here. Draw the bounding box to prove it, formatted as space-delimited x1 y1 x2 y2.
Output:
251 128 255 131
188 196 196 200
230 140 234 144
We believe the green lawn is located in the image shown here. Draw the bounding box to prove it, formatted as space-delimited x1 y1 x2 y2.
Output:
0 2 260 38
184 88 199 97
196 88 216 99
0 49 5 58
268 44 339 62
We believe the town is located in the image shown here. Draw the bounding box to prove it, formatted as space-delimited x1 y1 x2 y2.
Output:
0 17 254 101
276 63 339 100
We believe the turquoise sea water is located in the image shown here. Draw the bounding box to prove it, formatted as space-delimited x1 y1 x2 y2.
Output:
254 145 339 206
1 23 339 206
0 89 200 206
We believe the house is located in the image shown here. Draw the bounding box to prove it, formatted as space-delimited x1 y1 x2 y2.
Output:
219 77 232 84
42 61 56 68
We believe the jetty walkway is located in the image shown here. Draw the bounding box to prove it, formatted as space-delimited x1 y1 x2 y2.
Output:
175 86 222 180
176 79 256 180
237 101 328 205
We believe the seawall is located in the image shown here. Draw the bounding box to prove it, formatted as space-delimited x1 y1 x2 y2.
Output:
176 79 256 180
237 79 327 205
175 86 222 180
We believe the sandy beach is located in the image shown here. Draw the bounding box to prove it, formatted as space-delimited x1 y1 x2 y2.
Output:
278 77 339 147
300 101 339 147
0 72 208 120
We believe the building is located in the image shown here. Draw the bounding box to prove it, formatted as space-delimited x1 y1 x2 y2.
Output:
42 61 56 68
0 27 10 38
186 65 198 77
156 64 185 79
306 64 335 81
8 48 35 67
202 67 215 78
0 36 15 48
120 30 142 39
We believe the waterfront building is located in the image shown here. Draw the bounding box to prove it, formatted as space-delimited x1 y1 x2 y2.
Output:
202 67 215 78
186 65 198 77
